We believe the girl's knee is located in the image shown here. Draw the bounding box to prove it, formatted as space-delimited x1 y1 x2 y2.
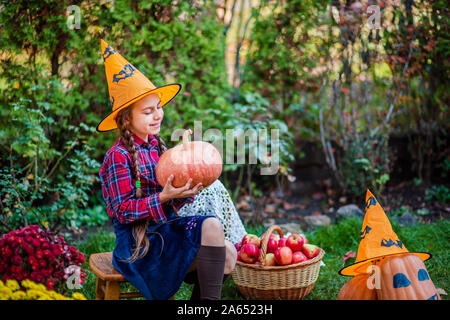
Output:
201 218 224 245
202 217 223 235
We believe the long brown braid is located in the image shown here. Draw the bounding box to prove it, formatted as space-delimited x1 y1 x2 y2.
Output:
116 105 175 262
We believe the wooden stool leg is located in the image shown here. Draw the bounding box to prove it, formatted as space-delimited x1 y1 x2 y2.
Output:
104 280 121 300
95 278 105 300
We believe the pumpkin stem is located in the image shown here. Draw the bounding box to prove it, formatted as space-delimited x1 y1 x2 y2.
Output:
182 129 192 150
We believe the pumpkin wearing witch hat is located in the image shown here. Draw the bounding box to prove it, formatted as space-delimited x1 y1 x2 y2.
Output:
338 190 441 300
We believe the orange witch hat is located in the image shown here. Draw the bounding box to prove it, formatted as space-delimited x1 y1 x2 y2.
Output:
96 39 182 132
339 189 431 276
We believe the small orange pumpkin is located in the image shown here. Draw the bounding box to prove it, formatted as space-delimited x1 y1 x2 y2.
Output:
338 273 377 300
155 129 223 189
377 254 441 300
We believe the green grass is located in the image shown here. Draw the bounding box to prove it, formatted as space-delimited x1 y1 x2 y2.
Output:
74 217 450 300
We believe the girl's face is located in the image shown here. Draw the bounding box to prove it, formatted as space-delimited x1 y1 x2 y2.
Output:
129 93 164 141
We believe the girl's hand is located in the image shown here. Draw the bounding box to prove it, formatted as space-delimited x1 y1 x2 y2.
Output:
159 175 203 204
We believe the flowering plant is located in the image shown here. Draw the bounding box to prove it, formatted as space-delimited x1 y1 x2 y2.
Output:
0 279 87 300
0 225 86 293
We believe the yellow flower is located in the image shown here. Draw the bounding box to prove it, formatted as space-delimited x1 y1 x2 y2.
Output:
21 279 30 288
0 293 9 300
48 291 61 299
5 279 20 291
0 280 5 288
22 279 38 290
36 283 47 292
27 289 45 300
0 286 13 298
37 294 52 300
71 292 87 300
11 291 27 300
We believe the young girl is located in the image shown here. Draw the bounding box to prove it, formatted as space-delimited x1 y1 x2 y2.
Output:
97 40 235 300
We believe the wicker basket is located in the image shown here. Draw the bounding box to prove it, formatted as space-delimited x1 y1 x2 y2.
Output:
231 225 325 300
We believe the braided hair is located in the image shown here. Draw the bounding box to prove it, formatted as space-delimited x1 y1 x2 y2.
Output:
115 105 172 262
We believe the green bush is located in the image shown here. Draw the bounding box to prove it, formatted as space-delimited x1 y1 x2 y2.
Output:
0 81 101 233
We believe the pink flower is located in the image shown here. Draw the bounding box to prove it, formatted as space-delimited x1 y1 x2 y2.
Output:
46 279 55 290
39 259 46 268
35 249 44 259
31 238 40 248
28 256 37 265
23 243 34 255
14 272 24 281
11 255 22 265
31 271 45 283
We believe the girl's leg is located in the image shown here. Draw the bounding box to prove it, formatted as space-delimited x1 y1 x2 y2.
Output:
194 217 226 300
224 240 237 274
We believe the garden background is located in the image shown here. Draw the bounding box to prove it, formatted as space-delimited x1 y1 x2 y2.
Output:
0 0 448 300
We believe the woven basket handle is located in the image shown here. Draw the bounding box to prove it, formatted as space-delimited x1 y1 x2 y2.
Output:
259 225 284 266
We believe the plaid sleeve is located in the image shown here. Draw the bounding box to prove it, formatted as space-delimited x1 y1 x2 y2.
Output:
171 196 195 211
105 151 167 225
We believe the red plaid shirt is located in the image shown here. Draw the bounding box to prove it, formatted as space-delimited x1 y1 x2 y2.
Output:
99 133 194 224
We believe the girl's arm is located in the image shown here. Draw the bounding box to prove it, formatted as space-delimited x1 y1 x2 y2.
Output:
105 151 167 225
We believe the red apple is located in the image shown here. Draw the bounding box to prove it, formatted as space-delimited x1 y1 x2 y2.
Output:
240 243 259 264
299 234 309 245
264 253 276 266
260 232 276 242
278 237 288 248
234 242 242 252
237 251 242 262
274 246 293 265
286 234 304 252
242 234 261 247
266 238 278 254
302 244 320 259
291 251 308 264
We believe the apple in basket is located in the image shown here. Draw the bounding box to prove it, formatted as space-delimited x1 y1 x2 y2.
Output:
260 232 276 242
302 244 320 259
299 234 309 245
264 253 276 266
286 234 304 252
274 246 293 265
292 251 308 264
242 234 261 247
266 238 278 254
240 243 259 264
278 237 288 248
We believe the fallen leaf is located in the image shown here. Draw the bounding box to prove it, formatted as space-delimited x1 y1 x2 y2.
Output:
342 251 357 264
311 211 322 216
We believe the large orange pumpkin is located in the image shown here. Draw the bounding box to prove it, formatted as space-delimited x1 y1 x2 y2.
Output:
156 129 223 189
338 273 377 300
377 254 441 300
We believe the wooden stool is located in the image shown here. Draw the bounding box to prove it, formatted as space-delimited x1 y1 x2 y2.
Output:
89 252 144 300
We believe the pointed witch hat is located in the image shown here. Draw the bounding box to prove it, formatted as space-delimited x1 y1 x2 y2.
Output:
339 189 431 276
97 39 182 132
